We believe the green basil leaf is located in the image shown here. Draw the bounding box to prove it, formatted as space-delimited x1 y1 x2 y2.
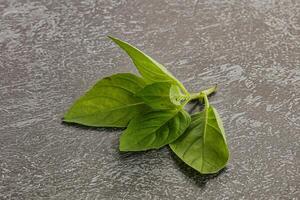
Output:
108 36 188 94
170 105 229 174
136 82 187 110
119 109 191 151
63 73 148 127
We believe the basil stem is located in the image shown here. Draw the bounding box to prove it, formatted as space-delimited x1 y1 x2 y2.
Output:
189 85 217 101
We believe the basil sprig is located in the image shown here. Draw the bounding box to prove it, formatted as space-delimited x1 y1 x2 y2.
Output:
63 36 230 174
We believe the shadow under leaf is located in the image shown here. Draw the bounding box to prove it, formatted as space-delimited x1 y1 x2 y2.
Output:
61 120 123 133
187 101 203 114
187 90 217 114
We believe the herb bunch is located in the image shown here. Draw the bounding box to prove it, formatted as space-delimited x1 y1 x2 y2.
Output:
63 36 229 174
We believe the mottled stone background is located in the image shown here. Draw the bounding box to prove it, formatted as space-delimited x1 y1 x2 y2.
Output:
0 0 299 199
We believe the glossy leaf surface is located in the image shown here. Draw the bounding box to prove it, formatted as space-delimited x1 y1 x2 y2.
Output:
63 73 148 127
120 109 191 151
170 105 229 174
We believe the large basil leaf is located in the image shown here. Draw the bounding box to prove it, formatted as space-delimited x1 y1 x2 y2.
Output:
119 109 191 151
170 104 229 174
108 36 188 94
136 82 187 110
63 73 148 127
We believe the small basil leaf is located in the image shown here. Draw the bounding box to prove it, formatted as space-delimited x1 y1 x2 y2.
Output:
63 73 148 127
170 106 229 174
169 84 188 106
136 82 186 110
108 36 188 94
119 109 191 151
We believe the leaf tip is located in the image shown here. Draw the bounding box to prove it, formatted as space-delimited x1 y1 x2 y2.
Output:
119 134 127 152
119 143 133 152
62 115 73 124
62 112 69 121
107 35 119 43
119 145 125 152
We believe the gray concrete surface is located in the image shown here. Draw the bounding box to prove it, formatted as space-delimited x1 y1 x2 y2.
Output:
0 0 299 199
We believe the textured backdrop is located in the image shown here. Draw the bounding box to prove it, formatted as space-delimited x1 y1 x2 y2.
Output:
0 0 299 199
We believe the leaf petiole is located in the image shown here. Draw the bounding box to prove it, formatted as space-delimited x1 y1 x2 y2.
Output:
200 92 210 108
189 85 217 102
